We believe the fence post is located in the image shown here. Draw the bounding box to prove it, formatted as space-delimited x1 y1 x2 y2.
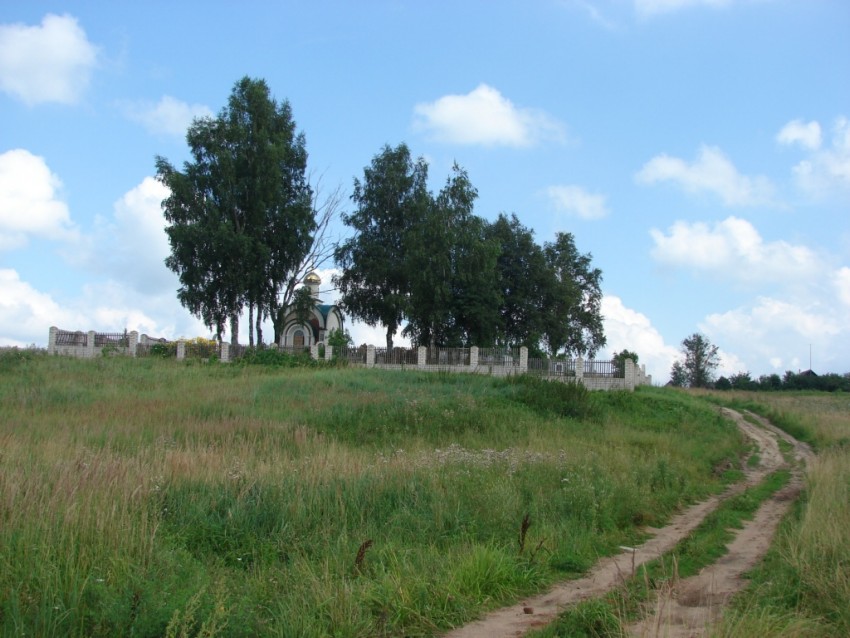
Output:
87 331 96 358
576 357 584 385
129 331 139 357
625 358 636 391
177 340 185 360
48 326 58 356
519 347 528 374
310 343 319 360
418 346 427 368
470 346 478 370
366 345 375 368
220 342 230 363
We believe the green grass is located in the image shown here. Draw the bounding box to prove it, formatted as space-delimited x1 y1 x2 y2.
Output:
0 358 745 637
530 469 792 638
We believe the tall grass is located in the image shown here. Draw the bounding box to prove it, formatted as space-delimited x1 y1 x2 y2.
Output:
699 390 850 638
0 358 744 636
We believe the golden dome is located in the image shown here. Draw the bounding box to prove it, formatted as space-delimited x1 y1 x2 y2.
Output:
304 272 321 285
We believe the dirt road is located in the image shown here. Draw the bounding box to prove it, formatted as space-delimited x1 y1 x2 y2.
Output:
443 408 808 638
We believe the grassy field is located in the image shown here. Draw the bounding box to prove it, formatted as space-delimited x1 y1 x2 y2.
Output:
703 390 850 638
0 353 745 637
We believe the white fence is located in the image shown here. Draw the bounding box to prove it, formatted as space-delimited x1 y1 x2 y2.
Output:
47 327 652 391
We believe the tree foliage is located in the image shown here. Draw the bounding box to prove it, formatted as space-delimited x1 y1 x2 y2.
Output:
672 333 720 388
334 144 607 355
612 349 639 377
157 77 330 346
333 143 429 350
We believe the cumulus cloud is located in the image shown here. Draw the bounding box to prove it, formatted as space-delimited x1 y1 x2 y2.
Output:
783 117 850 197
0 269 82 346
601 294 679 381
635 0 732 17
776 119 822 150
0 149 78 250
650 216 822 283
0 13 98 105
0 267 213 346
413 84 566 147
636 145 776 206
546 185 609 220
703 295 849 375
71 177 173 294
120 95 213 138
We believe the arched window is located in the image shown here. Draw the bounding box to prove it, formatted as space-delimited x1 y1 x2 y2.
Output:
293 329 305 347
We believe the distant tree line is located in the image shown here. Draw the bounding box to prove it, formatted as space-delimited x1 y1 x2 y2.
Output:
668 332 849 392
158 81 606 356
715 370 850 392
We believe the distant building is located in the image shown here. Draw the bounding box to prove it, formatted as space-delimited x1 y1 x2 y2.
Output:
279 272 344 347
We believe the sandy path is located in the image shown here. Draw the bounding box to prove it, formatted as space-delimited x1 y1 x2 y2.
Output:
443 408 801 638
628 410 813 637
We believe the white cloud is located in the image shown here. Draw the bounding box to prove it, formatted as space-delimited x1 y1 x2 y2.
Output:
0 269 82 345
0 149 78 250
776 119 822 150
703 295 849 375
413 84 566 147
600 294 679 382
636 145 776 207
835 267 850 307
635 0 733 17
71 177 173 294
0 13 98 105
650 216 822 283
547 185 609 220
121 95 213 138
786 117 850 197
0 267 211 347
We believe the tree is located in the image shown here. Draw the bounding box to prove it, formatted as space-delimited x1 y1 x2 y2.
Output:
334 143 430 350
612 349 639 377
669 361 688 387
157 77 327 346
404 164 500 347
680 333 720 388
485 214 550 350
541 232 605 357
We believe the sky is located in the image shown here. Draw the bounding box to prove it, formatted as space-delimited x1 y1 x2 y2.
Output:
1 1 848 382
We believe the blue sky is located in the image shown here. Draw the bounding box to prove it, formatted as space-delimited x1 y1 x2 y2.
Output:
1 1 848 381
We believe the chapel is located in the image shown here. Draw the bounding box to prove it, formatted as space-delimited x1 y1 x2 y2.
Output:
279 272 344 348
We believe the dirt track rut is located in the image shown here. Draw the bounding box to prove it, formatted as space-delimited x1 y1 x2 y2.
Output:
443 408 808 638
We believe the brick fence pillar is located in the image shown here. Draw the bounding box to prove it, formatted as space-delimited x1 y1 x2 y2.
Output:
177 340 185 360
417 346 427 368
519 347 528 374
129 331 139 357
87 331 96 358
220 342 230 363
48 326 58 356
366 345 375 368
576 357 584 385
470 346 479 370
625 358 636 391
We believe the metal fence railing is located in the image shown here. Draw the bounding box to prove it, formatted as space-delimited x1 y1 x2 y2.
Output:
477 347 521 367
527 357 576 377
426 347 470 366
335 346 368 365
55 330 88 346
584 359 620 378
374 347 417 366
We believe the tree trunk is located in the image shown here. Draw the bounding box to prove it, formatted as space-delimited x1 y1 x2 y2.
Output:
385 322 395 351
248 302 254 348
230 314 239 347
255 301 263 347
